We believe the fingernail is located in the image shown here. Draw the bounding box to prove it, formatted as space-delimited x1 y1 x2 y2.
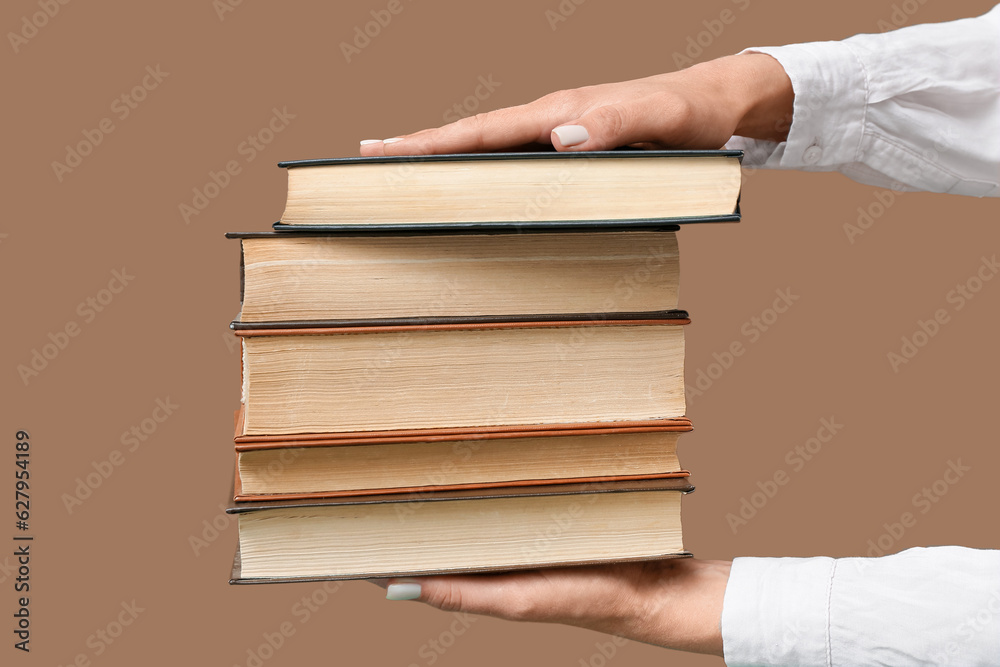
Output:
360 139 382 145
383 137 405 144
386 582 421 601
552 125 589 147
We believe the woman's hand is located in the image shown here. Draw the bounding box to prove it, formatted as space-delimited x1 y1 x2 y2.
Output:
359 53 792 156
376 558 732 657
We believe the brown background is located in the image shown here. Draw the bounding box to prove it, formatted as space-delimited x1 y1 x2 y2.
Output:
3 0 997 665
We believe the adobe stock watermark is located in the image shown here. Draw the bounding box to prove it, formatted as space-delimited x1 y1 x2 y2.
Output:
51 65 169 182
8 0 72 54
347 278 463 392
859 458 972 562
189 503 235 557
844 125 961 245
17 267 135 386
545 0 588 31
392 447 482 521
686 287 799 406
61 397 179 514
876 0 930 32
846 125 960 234
843 188 906 244
234 580 343 667
538 243 681 362
405 612 479 667
726 417 845 534
400 472 604 553
56 599 144 666
391 400 526 522
760 618 811 665
511 165 587 223
213 0 245 21
383 149 585 207
671 0 752 69
442 75 502 123
233 448 309 498
223 325 241 354
886 254 999 373
178 106 295 224
578 635 629 667
521 485 602 561
391 418 508 523
0 555 18 585
928 585 1000 665
340 0 416 64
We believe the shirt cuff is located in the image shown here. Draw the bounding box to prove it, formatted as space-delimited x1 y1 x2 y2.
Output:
721 555 835 667
726 41 869 172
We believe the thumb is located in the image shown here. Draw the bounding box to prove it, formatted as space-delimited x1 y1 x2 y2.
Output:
379 566 642 624
383 573 543 621
551 100 658 151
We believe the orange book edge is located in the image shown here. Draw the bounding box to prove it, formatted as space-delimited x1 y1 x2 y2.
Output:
232 465 692 503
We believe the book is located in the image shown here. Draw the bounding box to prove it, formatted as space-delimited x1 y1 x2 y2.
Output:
274 151 741 231
228 477 694 582
220 148 728 586
237 318 687 437
233 418 691 500
227 231 680 325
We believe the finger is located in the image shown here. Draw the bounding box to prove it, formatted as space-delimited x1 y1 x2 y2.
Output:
368 103 559 157
550 96 678 151
359 139 386 157
383 566 636 625
385 572 549 620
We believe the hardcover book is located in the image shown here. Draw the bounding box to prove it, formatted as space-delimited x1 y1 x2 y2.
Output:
233 415 692 500
227 231 681 325
274 150 741 232
236 318 688 436
228 477 694 582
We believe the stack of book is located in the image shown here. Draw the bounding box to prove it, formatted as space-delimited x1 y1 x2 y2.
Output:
225 150 742 583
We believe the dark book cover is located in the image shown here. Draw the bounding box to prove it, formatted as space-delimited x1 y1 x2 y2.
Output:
229 310 691 331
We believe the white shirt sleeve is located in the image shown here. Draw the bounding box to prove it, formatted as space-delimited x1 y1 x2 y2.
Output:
725 5 1000 197
721 546 1000 666
720 10 1000 666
